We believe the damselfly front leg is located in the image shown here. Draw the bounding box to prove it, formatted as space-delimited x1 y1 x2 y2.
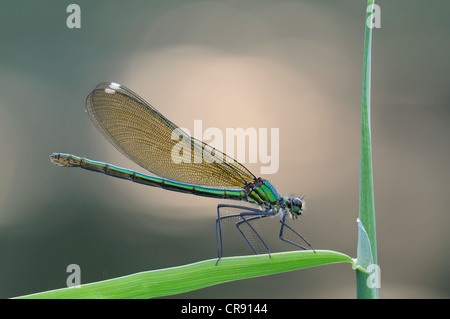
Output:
279 210 315 252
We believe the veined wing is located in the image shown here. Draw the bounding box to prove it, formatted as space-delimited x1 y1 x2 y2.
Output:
85 82 255 188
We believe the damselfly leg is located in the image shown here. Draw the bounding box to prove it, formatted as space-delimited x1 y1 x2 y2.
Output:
216 204 273 265
279 211 315 252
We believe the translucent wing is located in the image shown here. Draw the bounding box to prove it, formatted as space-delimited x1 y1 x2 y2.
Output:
85 82 255 188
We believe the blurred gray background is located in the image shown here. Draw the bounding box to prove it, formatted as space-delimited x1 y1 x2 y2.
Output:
0 0 449 298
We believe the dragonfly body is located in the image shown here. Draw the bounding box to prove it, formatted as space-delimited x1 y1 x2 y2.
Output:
50 82 313 263
51 153 289 211
51 153 283 206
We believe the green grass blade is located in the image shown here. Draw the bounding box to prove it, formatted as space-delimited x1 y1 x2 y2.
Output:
15 250 353 299
356 0 379 299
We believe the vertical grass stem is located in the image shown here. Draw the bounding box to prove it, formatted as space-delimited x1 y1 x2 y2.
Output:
356 0 379 299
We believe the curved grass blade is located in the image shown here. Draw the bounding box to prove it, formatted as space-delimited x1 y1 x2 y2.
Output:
15 250 354 299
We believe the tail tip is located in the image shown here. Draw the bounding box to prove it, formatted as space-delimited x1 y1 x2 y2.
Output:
50 153 68 167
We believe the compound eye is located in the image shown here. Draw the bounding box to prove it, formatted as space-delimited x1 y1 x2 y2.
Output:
292 197 303 209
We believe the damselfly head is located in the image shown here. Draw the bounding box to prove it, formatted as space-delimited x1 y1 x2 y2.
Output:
289 197 304 218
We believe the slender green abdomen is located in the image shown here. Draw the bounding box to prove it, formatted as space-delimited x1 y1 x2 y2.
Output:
50 153 247 201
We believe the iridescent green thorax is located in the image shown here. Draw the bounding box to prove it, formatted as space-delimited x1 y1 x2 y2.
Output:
244 177 304 219
245 178 282 208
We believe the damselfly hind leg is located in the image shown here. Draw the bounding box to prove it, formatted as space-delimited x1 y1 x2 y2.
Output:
279 211 315 252
215 204 272 265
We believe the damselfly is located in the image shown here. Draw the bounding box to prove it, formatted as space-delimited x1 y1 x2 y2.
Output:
50 82 314 264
